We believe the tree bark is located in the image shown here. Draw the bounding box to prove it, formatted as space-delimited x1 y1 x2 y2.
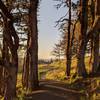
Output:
3 18 18 100
86 0 100 74
66 0 71 77
22 52 29 89
22 0 39 91
77 0 88 77
0 1 19 99
0 67 4 95
92 33 99 73
28 0 39 91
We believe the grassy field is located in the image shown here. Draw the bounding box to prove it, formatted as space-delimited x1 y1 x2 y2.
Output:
38 57 92 80
0 57 98 99
15 57 100 100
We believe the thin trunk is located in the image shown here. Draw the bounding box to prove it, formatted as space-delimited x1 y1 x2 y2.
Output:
22 56 26 88
22 52 29 89
66 0 71 77
22 25 30 89
0 67 3 95
92 33 99 73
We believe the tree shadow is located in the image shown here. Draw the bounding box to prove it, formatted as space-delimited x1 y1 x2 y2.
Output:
24 80 86 100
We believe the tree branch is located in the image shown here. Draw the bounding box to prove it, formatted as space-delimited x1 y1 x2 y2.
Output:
0 0 13 20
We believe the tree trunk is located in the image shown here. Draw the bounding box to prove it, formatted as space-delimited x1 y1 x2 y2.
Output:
92 33 99 73
22 0 39 91
86 0 100 74
0 26 10 96
0 67 3 95
4 66 17 100
3 18 18 100
66 0 71 77
22 52 29 89
77 0 88 77
0 1 19 99
28 0 39 91
77 40 87 76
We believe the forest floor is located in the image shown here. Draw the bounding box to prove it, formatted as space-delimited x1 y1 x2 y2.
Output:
0 58 100 100
17 77 100 100
17 58 100 100
23 80 85 100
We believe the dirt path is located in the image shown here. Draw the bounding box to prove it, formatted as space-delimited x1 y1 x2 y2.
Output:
24 80 86 100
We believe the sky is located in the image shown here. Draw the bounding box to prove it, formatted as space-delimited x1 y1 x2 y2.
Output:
38 0 67 59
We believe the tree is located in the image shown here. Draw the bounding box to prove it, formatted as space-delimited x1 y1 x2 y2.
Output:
0 0 19 99
77 0 88 77
65 0 72 76
22 0 39 91
52 42 64 63
87 0 100 74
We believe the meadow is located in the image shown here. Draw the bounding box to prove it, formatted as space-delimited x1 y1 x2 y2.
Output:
14 57 100 100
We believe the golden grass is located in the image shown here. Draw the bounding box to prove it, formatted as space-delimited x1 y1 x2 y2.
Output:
42 56 92 80
16 56 99 99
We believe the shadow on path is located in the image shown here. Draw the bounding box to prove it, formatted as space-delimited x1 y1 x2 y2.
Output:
24 80 86 100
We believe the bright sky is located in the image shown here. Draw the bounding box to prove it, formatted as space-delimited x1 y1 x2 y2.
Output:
38 0 67 59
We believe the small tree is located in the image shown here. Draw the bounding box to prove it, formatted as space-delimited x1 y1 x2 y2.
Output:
52 42 64 63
